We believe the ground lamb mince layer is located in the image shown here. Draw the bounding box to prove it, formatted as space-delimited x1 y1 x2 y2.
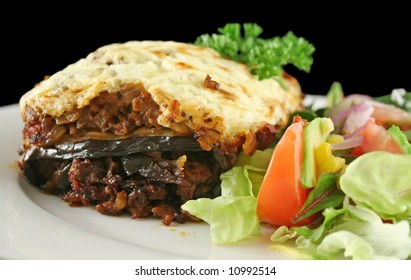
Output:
19 150 224 225
20 83 169 150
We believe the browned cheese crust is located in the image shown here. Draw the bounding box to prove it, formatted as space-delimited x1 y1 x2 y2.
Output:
20 41 303 156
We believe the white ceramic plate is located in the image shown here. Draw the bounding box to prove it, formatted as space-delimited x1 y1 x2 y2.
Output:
0 95 325 260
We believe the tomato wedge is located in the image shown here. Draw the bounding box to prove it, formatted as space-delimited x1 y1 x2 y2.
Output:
352 119 403 157
257 116 312 226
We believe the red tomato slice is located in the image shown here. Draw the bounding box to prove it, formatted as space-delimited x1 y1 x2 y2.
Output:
257 116 312 227
352 119 403 157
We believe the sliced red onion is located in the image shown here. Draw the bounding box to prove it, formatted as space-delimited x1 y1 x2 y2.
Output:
327 94 371 123
331 100 368 123
344 124 366 139
332 107 351 124
331 136 363 150
342 101 374 134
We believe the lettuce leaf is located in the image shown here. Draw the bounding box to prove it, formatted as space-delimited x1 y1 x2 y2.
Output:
339 151 411 221
270 225 299 243
295 207 348 243
220 166 254 197
271 197 411 260
316 202 411 260
181 149 273 244
182 196 260 244
387 125 411 154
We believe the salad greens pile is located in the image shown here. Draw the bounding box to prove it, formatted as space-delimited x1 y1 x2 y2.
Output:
182 84 411 260
184 23 411 260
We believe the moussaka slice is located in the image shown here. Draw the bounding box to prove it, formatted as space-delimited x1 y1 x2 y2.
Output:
18 41 303 225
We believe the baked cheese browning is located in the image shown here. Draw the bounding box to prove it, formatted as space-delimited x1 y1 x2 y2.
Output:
20 41 303 156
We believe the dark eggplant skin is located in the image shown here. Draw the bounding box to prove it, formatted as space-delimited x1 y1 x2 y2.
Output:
56 136 204 158
19 136 200 189
18 148 71 193
19 135 229 188
26 136 203 160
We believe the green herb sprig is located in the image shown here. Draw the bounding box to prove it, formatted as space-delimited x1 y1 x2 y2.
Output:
195 23 315 85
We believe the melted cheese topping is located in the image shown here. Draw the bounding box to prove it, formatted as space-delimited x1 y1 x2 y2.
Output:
20 41 302 150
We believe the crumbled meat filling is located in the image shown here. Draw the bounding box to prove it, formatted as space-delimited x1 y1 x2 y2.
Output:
35 152 223 225
22 84 162 148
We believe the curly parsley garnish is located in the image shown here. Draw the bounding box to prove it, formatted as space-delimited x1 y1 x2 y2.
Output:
195 23 315 85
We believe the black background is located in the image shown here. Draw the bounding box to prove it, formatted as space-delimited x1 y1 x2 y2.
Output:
3 5 410 107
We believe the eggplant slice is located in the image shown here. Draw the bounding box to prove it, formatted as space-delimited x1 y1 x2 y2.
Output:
28 136 203 160
20 136 206 187
18 135 232 225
